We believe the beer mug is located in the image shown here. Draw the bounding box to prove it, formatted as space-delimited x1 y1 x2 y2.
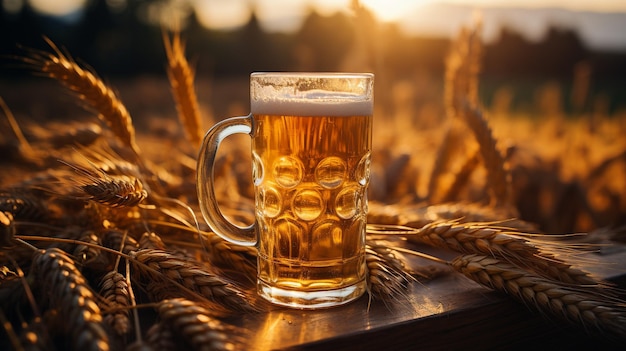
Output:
197 72 373 309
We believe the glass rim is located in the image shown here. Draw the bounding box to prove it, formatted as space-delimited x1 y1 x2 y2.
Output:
251 72 373 80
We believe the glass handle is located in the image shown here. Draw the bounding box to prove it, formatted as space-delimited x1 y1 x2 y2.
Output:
196 114 256 246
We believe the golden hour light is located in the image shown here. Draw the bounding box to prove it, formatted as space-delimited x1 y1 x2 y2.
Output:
1 0 626 349
360 0 432 22
28 0 87 16
192 0 251 30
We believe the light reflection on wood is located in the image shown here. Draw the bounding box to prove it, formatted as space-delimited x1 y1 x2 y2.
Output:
237 248 626 350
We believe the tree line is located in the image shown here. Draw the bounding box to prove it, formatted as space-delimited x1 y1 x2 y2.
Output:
1 0 624 109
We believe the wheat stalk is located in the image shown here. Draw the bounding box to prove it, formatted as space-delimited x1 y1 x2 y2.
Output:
403 220 599 286
33 248 110 351
22 37 140 155
444 23 513 211
130 248 256 313
163 32 203 149
451 254 626 337
156 298 240 351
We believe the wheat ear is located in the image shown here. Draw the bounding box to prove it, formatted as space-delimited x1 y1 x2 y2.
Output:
202 231 257 280
458 100 513 209
451 254 626 337
163 31 203 148
34 248 110 351
157 298 240 351
99 271 131 336
404 220 599 286
144 322 177 351
130 248 256 313
366 244 414 302
23 37 139 155
61 160 148 208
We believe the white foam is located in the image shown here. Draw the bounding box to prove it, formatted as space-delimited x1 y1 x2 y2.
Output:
251 91 373 117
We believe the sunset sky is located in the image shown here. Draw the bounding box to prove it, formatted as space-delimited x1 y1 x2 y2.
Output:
16 0 626 50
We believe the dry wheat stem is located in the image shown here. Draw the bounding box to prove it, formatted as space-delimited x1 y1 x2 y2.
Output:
157 298 239 351
163 32 203 148
34 248 110 351
0 309 22 351
130 248 257 313
404 220 600 286
23 37 140 155
452 254 626 337
0 97 36 158
125 259 144 345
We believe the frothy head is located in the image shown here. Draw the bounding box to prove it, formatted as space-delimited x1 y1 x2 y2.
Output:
250 73 373 117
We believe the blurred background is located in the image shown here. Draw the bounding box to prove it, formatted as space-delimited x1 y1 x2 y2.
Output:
1 0 626 234
1 0 625 115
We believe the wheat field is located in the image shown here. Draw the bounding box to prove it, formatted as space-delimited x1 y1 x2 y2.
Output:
1 22 626 350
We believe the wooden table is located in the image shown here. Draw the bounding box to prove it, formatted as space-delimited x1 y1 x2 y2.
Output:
236 245 626 350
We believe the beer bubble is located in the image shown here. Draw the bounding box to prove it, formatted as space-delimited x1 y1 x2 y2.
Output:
355 152 371 186
259 185 282 218
252 152 264 186
272 155 304 188
315 156 347 189
274 217 304 258
335 185 362 219
292 188 324 221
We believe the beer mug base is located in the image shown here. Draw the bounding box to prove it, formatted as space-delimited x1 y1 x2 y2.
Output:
257 279 367 309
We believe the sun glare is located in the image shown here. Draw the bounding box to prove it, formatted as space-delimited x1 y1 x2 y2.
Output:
29 0 87 16
360 0 431 22
192 0 251 30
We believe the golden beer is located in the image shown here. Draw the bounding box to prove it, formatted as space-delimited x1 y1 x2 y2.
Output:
252 113 371 306
197 73 373 308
